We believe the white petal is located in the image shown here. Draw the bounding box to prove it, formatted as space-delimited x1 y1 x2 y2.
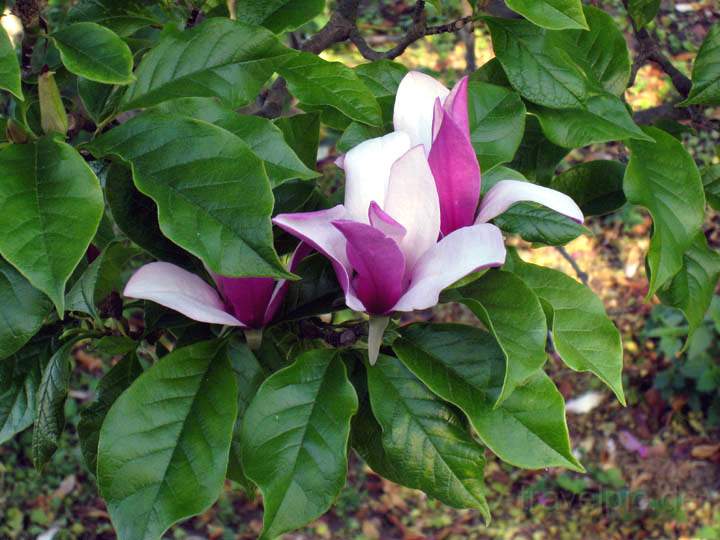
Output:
393 71 449 152
392 224 506 311
124 262 244 326
475 180 584 224
343 131 411 222
383 145 441 271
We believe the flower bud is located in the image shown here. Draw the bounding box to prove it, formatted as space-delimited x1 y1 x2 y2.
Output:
38 70 68 136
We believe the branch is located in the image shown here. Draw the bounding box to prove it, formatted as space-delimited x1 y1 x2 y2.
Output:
299 318 367 347
554 246 588 285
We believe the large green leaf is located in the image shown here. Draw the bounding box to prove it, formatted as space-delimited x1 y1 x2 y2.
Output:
703 164 720 211
448 270 547 404
274 112 321 170
67 0 160 37
241 350 358 540
32 340 76 469
624 127 706 296
550 160 626 216
355 60 407 126
657 234 720 342
0 338 50 445
78 77 120 124
0 22 22 100
0 259 51 359
505 0 587 30
235 0 325 33
50 22 134 85
337 122 385 153
0 136 104 315
120 18 292 110
394 323 582 471
468 81 526 171
681 23 720 106
78 352 142 474
366 355 490 519
508 116 568 185
627 0 660 28
507 254 625 404
154 98 318 186
278 51 382 127
492 201 587 245
97 340 238 540
89 112 288 278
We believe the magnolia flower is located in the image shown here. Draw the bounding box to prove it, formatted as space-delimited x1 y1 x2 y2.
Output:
123 245 308 332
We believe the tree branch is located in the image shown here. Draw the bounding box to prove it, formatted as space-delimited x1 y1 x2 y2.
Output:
554 246 589 285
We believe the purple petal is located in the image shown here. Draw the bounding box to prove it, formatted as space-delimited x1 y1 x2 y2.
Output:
124 262 244 326
393 71 450 152
392 223 506 311
428 100 481 236
263 242 313 325
383 145 441 271
368 201 407 243
475 180 584 224
443 75 470 138
212 276 276 328
332 220 407 315
273 206 365 312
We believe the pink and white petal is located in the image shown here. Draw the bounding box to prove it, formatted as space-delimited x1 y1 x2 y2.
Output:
273 206 365 312
263 242 314 325
475 180 584 224
333 220 407 315
392 224 506 312
383 145 441 271
428 103 481 236
443 75 470 138
343 131 411 222
213 276 276 328
124 262 244 326
368 201 407 244
393 71 449 152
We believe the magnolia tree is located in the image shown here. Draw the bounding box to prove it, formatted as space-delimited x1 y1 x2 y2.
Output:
0 0 718 538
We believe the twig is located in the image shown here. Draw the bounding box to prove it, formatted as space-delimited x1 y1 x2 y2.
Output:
555 246 589 285
299 318 367 347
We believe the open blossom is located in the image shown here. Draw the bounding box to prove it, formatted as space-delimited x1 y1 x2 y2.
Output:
275 71 584 363
123 245 308 329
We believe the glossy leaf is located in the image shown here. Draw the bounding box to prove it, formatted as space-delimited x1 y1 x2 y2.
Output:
394 323 582 471
449 269 547 404
367 355 491 519
78 77 119 124
624 127 705 296
50 22 134 85
241 350 358 540
0 338 50 445
627 0 660 28
274 112 321 170
120 18 292 110
236 0 325 33
468 81 526 171
0 21 22 100
78 353 142 474
355 60 408 125
0 136 104 315
703 164 720 211
67 0 159 37
89 112 288 278
493 202 587 245
279 51 382 127
505 0 587 30
32 340 76 469
508 117 568 185
97 340 238 540
279 253 344 321
481 165 528 194
0 258 51 359
507 254 625 404
550 160 626 216
681 23 720 106
337 122 384 153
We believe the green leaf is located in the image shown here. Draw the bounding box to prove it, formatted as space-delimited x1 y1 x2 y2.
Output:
0 338 50 445
531 94 650 148
279 51 383 127
50 22 134 85
468 81 526 171
366 355 490 519
508 116 568 185
279 253 343 321
505 0 588 30
657 234 720 343
0 21 22 100
627 0 660 28
681 22 720 106
66 242 140 317
355 60 408 126
241 350 358 540
97 340 238 540
481 165 528 194
507 254 625 404
549 160 626 216
78 353 142 474
493 202 587 245
471 58 511 87
393 323 582 471
78 77 119 124
337 122 384 153
702 164 720 211
120 18 292 110
67 0 159 37
235 0 325 33
274 112 321 170
32 340 76 469
624 127 706 296
154 98 318 186
448 269 548 404
0 136 104 315
89 112 288 278
0 258 51 359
